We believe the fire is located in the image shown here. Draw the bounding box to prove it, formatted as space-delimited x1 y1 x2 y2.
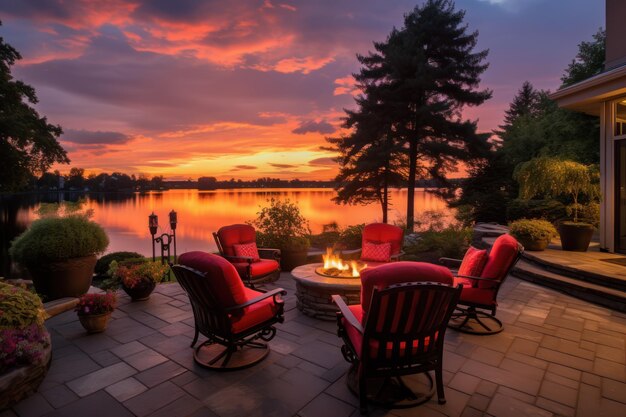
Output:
322 248 366 277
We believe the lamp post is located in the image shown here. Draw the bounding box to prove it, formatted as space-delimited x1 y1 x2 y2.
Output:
148 210 178 280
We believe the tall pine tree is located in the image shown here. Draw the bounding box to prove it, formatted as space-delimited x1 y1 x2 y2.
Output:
351 0 491 231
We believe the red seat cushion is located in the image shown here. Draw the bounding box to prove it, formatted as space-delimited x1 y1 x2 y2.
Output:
233 259 279 278
458 246 488 277
361 223 404 258
177 252 247 307
361 241 392 262
458 287 497 307
233 242 261 261
343 304 433 359
230 287 281 334
479 234 519 289
360 261 453 315
217 224 257 257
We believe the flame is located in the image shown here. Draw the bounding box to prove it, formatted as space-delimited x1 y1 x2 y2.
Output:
322 248 366 277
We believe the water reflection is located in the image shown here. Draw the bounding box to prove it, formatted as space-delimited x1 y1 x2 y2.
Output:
0 188 451 278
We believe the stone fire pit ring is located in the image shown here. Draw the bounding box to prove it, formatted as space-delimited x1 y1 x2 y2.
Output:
291 263 361 321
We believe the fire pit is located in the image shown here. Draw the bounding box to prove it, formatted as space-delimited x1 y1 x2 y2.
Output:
315 248 367 278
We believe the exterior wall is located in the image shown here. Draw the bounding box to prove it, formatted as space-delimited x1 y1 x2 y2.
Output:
606 0 626 70
600 101 614 251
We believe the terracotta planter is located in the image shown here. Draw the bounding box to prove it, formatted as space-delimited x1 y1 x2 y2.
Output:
78 312 112 333
516 236 549 251
27 255 97 301
558 222 594 252
122 279 156 301
280 248 309 271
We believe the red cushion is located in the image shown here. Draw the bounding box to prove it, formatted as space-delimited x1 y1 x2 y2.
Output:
359 261 453 315
233 259 279 278
233 242 260 261
453 276 474 288
361 223 404 257
458 287 497 307
177 252 247 307
343 304 432 359
479 234 520 289
230 287 281 334
361 241 392 262
458 246 488 277
217 224 257 257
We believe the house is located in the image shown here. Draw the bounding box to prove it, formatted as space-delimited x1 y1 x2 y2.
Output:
550 0 626 254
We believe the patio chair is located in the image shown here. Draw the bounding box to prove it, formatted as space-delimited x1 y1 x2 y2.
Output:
440 233 523 335
359 223 405 266
332 262 461 414
213 224 281 288
172 251 286 370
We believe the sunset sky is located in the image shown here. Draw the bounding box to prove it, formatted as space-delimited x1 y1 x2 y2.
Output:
1 0 603 181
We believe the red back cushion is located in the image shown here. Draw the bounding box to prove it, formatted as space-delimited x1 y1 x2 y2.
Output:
480 234 520 288
362 223 404 256
233 242 260 261
361 241 392 262
458 246 488 277
177 251 247 307
360 261 453 316
217 224 257 257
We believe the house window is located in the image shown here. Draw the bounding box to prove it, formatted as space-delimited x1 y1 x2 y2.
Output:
615 100 626 138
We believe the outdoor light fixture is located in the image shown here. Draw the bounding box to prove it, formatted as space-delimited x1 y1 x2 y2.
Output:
148 210 178 279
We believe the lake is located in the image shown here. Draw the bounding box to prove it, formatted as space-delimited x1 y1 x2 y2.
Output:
0 188 451 278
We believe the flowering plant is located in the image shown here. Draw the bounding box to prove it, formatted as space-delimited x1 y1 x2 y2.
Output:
109 260 169 289
0 282 50 373
74 292 117 316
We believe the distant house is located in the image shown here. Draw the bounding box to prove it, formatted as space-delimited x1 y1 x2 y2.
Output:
551 0 626 254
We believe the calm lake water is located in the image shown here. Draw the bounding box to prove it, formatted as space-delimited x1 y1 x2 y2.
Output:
0 188 451 278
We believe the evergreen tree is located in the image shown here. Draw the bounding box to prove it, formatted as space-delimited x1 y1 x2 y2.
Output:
0 22 68 191
335 0 491 231
561 28 605 88
495 81 541 138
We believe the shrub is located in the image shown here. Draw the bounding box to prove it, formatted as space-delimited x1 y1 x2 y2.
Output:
506 199 566 223
95 252 145 276
0 282 50 372
509 219 558 242
339 224 365 249
9 216 109 267
403 227 472 262
250 198 311 250
109 259 169 289
74 292 117 316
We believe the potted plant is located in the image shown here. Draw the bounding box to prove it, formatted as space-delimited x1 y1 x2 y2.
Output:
75 292 117 333
9 215 109 300
0 282 51 409
514 157 600 252
251 198 312 271
109 259 169 301
508 219 558 251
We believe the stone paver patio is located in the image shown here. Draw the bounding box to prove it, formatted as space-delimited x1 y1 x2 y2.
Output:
5 272 626 417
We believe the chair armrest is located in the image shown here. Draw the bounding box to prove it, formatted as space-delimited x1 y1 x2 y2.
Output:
258 248 281 260
439 257 462 268
455 274 501 289
226 288 287 312
223 255 254 264
391 251 405 261
331 295 363 334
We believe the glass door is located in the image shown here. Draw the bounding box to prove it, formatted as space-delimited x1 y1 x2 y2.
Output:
617 140 626 253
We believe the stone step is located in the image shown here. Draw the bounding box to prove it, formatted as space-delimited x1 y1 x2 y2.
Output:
521 250 626 293
512 260 626 313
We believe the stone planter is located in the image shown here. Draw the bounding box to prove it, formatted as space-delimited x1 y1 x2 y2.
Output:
27 255 97 301
0 334 51 410
122 279 156 301
78 312 112 333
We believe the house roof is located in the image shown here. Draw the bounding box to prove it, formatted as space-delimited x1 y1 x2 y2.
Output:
550 63 626 115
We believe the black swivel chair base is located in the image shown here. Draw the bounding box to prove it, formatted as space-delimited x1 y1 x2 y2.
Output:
194 340 270 370
448 306 503 335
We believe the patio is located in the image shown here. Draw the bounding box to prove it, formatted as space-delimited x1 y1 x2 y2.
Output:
5 271 626 417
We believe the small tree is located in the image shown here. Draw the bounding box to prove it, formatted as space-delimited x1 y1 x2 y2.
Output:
250 199 311 249
513 157 600 222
